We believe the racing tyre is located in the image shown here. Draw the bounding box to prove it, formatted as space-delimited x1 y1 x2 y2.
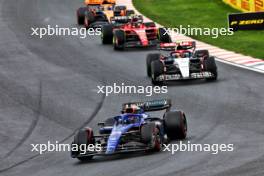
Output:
77 7 87 25
84 11 95 29
71 127 95 161
158 28 172 43
164 111 187 140
113 30 125 50
151 60 164 85
141 123 162 152
126 10 135 16
101 24 113 44
146 53 161 77
204 56 217 81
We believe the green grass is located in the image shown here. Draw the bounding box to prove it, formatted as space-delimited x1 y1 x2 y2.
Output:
133 0 264 59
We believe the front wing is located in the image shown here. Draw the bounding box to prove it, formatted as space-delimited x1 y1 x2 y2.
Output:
72 142 151 158
156 72 215 81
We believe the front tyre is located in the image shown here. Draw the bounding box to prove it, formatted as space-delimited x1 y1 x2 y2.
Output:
204 56 217 81
151 60 164 85
141 123 162 152
163 111 187 140
84 11 95 30
113 30 125 50
71 127 95 161
77 7 86 25
146 53 161 77
101 25 113 44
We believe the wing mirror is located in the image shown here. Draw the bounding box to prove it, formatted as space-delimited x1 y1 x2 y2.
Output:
97 122 105 126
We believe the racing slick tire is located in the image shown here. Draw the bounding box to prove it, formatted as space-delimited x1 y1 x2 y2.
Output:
151 60 164 85
141 123 162 152
146 53 161 77
113 30 125 50
126 10 135 16
77 7 87 25
71 127 95 161
101 24 113 44
84 11 95 30
158 28 172 43
204 56 218 81
163 111 187 140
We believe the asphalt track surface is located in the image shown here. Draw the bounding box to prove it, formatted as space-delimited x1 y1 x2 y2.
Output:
0 0 263 176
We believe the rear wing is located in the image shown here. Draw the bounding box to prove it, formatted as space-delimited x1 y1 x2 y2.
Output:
122 99 171 112
158 41 196 51
110 16 131 24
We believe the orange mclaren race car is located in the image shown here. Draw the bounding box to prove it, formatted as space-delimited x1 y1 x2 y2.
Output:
77 0 135 29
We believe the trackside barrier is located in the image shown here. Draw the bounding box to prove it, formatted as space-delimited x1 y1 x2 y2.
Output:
223 0 264 12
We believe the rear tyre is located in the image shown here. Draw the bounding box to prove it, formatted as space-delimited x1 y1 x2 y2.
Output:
113 30 125 50
163 111 187 140
158 28 172 43
151 60 164 85
204 56 218 81
146 53 160 77
101 25 113 44
71 128 94 161
141 123 162 152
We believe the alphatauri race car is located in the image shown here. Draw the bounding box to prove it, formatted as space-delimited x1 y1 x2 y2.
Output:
77 0 134 29
71 99 187 161
101 15 172 50
146 41 218 85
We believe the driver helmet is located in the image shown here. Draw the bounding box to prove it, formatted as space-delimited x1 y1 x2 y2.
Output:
123 104 141 114
130 15 142 27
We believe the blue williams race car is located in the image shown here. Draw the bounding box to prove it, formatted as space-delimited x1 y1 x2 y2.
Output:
71 99 187 161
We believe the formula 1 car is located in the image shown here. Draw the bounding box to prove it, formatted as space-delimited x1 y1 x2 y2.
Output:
71 99 187 161
77 0 134 29
101 15 172 50
146 41 218 85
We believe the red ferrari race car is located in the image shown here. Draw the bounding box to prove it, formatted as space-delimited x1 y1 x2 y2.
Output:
101 15 172 50
146 41 218 85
